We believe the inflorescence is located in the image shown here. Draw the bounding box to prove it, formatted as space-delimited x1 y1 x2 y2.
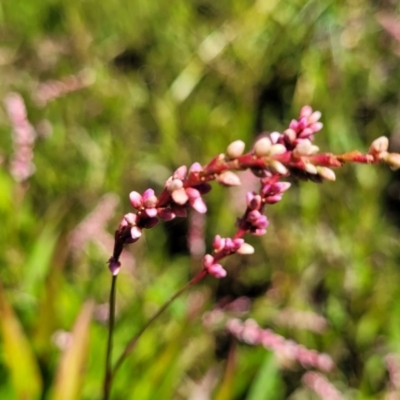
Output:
108 106 400 278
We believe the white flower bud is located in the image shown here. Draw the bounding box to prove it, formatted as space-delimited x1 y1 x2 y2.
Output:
304 163 318 174
216 171 241 186
383 153 400 170
369 136 389 154
269 160 288 175
317 167 336 181
237 243 255 255
269 144 287 156
226 140 245 159
253 137 272 157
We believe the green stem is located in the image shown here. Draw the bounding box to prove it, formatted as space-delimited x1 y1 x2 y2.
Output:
102 274 117 400
112 269 207 375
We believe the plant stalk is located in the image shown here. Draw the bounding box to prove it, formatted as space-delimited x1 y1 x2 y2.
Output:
102 274 117 400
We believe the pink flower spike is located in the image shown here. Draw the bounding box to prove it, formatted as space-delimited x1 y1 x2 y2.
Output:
129 191 142 208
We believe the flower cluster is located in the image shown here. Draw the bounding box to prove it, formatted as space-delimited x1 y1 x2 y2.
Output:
4 93 37 182
227 318 335 372
108 106 400 278
302 371 344 400
33 69 94 107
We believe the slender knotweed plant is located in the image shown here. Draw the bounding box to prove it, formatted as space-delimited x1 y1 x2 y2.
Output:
102 106 400 399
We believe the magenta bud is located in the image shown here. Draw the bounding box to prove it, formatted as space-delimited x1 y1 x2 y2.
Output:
108 257 121 276
207 263 227 279
213 235 225 251
265 194 282 204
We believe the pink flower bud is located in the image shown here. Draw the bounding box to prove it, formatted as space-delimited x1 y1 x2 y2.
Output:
129 191 142 208
173 165 187 180
300 105 313 119
283 129 297 143
246 192 262 210
189 162 203 172
207 263 227 278
142 189 157 207
308 110 321 124
270 132 282 143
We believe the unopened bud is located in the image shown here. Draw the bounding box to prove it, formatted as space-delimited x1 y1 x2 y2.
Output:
283 129 297 143
226 140 245 159
317 167 336 181
308 111 322 124
293 140 319 157
168 178 183 192
254 137 272 156
269 160 288 175
171 187 189 204
237 243 255 255
269 144 287 156
304 163 318 174
383 152 400 170
216 171 241 186
369 136 389 154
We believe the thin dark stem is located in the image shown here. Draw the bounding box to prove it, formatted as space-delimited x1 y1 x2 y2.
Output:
103 274 117 400
112 269 207 374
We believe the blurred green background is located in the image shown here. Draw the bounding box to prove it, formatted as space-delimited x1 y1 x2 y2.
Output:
1 0 400 399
